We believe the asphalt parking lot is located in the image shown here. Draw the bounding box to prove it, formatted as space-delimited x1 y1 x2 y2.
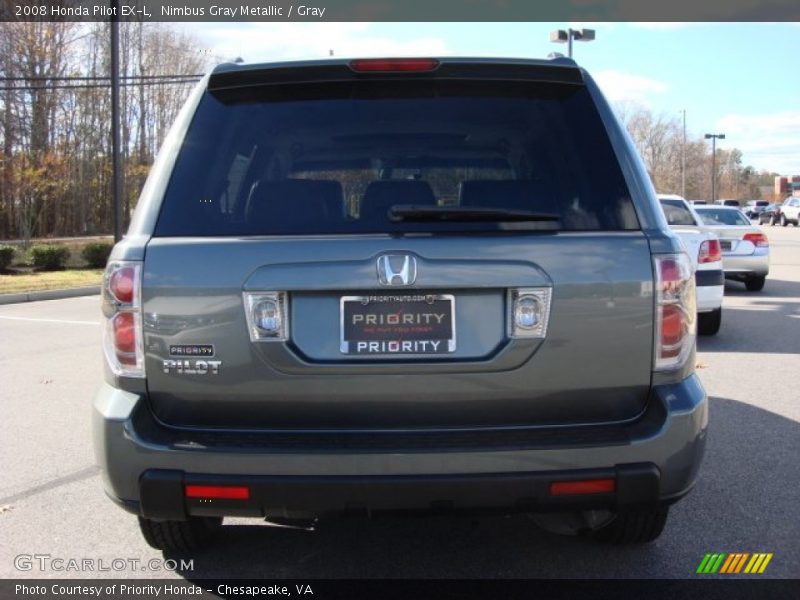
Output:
1 227 798 580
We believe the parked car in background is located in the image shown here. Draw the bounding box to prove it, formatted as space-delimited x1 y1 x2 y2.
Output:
688 200 708 206
758 204 783 226
720 199 741 207
658 196 724 334
693 205 770 291
779 196 800 226
743 200 769 219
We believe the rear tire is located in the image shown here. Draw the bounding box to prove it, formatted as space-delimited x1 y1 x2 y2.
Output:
744 276 766 292
698 308 722 336
138 516 222 552
781 214 788 227
589 506 669 544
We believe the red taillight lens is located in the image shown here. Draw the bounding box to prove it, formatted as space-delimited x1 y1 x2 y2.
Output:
349 58 440 72
743 232 768 247
698 239 722 263
109 266 135 304
549 479 616 496
654 254 696 370
103 261 144 377
113 312 136 354
185 485 250 500
660 305 684 356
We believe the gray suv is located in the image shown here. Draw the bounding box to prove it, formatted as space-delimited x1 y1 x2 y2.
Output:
94 57 707 551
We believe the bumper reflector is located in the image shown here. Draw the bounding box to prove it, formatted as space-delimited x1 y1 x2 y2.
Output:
185 485 250 500
549 478 615 496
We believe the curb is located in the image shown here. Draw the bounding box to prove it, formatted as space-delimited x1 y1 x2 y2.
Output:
0 286 100 305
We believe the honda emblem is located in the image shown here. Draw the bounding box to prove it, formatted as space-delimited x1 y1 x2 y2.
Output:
376 254 417 286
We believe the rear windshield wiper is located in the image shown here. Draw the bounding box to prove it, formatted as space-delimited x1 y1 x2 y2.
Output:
389 205 561 222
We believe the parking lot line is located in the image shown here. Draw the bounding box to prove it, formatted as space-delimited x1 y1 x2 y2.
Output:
0 315 100 325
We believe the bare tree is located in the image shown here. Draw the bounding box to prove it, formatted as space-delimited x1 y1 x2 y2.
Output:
615 102 767 202
0 22 209 239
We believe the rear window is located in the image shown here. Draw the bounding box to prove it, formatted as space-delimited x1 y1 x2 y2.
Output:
659 199 697 226
154 79 638 236
696 209 750 226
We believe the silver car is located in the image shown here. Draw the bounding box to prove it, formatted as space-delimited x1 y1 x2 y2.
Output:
693 205 770 291
94 56 707 551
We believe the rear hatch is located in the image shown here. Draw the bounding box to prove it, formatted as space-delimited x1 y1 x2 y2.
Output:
715 229 760 255
142 59 654 430
694 207 763 254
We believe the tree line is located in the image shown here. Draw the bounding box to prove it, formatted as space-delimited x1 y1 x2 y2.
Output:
0 22 207 242
0 23 780 242
616 102 777 202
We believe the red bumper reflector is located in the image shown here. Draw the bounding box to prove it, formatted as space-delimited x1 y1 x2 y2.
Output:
185 485 250 500
549 478 616 496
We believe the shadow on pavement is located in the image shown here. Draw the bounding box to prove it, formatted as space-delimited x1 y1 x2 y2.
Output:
722 277 799 298
698 279 800 354
172 397 799 580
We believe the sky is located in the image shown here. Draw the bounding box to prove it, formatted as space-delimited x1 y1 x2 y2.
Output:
182 22 800 174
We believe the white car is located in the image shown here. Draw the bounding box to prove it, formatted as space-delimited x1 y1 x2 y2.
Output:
658 196 724 335
779 196 800 227
693 205 770 291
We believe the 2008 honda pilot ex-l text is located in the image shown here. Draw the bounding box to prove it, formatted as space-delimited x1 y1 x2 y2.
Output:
93 57 708 551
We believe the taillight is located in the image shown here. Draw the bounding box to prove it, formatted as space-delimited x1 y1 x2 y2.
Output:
349 58 440 73
102 261 144 377
743 232 768 248
654 253 696 370
109 266 135 304
698 239 722 264
112 312 136 354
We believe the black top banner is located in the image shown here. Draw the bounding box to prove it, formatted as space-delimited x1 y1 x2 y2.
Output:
2 0 800 22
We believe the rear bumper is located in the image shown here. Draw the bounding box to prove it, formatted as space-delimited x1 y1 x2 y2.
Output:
695 269 723 313
721 251 769 277
139 464 664 520
93 375 708 519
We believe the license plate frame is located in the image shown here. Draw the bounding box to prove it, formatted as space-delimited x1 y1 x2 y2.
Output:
339 293 456 355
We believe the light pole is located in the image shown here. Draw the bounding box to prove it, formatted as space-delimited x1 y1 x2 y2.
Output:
704 133 725 203
111 0 122 242
550 28 596 59
680 110 686 199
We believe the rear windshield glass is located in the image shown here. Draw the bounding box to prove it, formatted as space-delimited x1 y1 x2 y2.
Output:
154 80 639 236
696 208 750 226
659 199 697 226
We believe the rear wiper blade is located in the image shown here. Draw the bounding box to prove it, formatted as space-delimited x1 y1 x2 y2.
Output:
389 205 561 222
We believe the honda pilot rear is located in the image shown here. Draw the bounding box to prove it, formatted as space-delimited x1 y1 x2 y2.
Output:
94 57 708 551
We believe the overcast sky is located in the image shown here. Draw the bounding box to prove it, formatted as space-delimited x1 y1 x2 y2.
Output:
183 22 800 174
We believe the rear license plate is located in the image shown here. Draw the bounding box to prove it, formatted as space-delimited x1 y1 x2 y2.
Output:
340 294 456 355
720 240 733 251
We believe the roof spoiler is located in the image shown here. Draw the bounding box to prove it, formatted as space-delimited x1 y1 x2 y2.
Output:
208 57 584 93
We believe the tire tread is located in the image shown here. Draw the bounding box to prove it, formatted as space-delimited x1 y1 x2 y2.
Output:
590 506 668 544
138 517 220 552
